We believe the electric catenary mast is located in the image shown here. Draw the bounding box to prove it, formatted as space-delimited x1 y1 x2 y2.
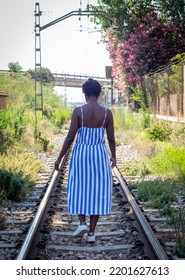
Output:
34 1 108 113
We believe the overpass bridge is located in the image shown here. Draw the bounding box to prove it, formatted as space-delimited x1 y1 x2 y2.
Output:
0 70 112 88
52 73 112 88
0 69 114 105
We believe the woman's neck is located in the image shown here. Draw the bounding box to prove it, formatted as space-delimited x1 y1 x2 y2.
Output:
86 96 98 104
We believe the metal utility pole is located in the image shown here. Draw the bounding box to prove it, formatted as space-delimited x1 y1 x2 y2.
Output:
105 66 114 106
34 2 109 114
34 3 43 113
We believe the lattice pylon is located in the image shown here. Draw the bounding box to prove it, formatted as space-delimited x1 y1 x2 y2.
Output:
34 2 43 113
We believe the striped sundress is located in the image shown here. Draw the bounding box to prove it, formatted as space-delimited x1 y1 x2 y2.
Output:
67 106 113 215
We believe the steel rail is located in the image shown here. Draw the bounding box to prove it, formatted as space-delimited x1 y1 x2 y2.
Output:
113 166 169 260
16 158 65 260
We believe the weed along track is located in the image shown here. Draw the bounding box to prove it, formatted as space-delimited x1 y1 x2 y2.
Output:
0 135 183 260
127 176 185 260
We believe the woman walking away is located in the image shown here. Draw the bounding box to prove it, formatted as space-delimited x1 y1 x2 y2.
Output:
55 78 116 242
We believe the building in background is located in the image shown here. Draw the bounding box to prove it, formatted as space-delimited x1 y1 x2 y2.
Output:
0 92 8 110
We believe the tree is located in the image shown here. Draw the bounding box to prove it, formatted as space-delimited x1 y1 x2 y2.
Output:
8 61 22 73
157 0 185 23
93 0 185 92
28 67 55 84
93 0 158 38
94 0 185 33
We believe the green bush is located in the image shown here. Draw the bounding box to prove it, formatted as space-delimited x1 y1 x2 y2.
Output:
175 238 185 258
159 204 175 217
0 106 26 152
0 189 4 205
170 209 185 257
121 160 150 176
50 108 72 128
171 124 185 147
0 169 34 202
139 108 151 129
146 121 172 141
0 151 42 185
35 131 50 152
150 147 185 177
113 106 142 131
135 179 175 208
122 145 185 179
0 210 6 230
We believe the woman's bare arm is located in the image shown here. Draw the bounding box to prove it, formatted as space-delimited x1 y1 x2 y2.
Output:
106 109 116 168
54 107 79 170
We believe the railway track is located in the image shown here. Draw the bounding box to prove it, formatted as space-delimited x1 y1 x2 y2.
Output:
0 135 182 260
14 152 165 260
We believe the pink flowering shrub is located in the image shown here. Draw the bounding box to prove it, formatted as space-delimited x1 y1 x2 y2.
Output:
103 11 185 93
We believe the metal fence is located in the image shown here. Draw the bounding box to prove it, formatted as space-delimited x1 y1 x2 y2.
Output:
143 59 185 119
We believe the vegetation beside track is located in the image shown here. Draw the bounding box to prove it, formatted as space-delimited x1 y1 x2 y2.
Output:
0 71 72 208
113 105 185 257
113 105 185 179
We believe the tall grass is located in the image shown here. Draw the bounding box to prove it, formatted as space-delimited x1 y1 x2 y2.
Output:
136 179 176 208
121 145 185 179
113 105 142 131
113 106 185 180
0 151 42 202
150 147 185 178
50 107 72 128
0 151 42 179
113 106 185 257
0 106 26 152
0 73 72 209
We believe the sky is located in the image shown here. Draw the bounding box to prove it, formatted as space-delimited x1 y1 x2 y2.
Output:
0 0 112 77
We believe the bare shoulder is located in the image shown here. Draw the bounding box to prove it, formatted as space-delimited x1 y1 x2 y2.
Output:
106 108 113 118
104 108 113 127
106 108 113 114
72 106 81 116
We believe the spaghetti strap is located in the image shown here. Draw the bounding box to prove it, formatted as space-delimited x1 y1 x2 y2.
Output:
81 106 84 126
102 107 107 127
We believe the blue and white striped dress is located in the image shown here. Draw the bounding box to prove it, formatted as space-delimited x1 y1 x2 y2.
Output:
67 106 113 215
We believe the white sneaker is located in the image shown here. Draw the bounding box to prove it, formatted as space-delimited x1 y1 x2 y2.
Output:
86 233 95 243
73 224 88 237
